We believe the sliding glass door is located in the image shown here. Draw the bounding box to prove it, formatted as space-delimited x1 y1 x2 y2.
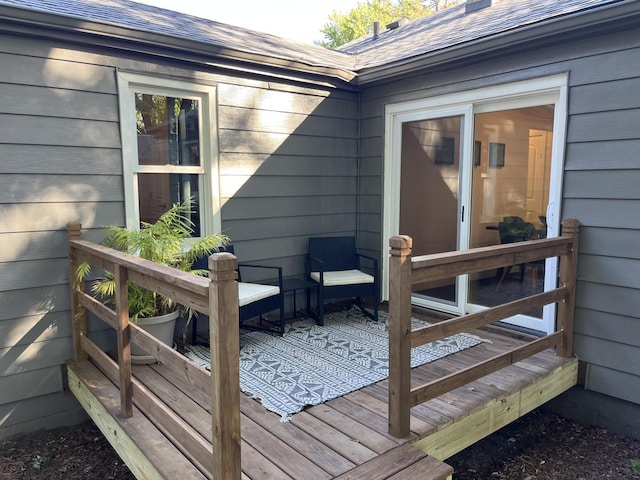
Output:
400 115 462 309
467 107 554 329
384 75 567 334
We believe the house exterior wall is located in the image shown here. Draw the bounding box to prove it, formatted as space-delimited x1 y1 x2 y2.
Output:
357 23 640 429
0 32 359 439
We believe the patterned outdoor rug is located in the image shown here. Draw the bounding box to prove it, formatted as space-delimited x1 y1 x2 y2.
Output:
185 307 487 420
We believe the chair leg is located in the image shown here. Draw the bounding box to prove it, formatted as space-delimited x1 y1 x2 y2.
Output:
495 265 513 291
356 296 378 321
317 287 324 326
278 300 285 336
373 289 379 321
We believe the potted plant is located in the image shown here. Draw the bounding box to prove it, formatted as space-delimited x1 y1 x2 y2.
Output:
76 201 229 363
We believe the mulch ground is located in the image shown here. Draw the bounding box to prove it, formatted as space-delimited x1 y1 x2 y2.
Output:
1 408 639 479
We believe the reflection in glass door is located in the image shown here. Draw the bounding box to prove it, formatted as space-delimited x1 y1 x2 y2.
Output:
468 106 554 326
400 116 462 310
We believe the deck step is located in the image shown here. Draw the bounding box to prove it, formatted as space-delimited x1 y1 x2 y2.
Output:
331 443 453 480
67 360 208 480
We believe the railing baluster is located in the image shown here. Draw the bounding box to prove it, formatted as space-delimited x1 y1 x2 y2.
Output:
387 220 580 437
388 235 413 438
208 252 242 480
115 265 133 418
67 222 88 362
66 225 242 477
557 219 580 358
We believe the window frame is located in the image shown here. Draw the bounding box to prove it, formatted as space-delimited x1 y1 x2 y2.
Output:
117 72 221 236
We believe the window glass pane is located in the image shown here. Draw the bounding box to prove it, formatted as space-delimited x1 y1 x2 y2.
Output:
400 115 461 305
468 106 554 318
135 94 200 167
138 173 201 237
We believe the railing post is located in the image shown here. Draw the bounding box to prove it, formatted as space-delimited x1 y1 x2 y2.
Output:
209 252 241 480
557 219 580 357
67 222 88 362
115 265 133 417
388 235 413 438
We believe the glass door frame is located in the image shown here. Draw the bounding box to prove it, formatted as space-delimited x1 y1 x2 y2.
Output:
382 74 569 334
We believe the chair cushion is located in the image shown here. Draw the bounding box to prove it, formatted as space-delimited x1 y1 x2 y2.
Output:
238 282 280 307
310 269 374 286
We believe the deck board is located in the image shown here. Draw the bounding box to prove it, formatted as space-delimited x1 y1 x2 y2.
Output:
67 317 577 480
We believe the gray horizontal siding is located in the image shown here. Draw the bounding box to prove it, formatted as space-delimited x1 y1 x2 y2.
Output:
0 34 127 440
577 227 640 259
1 336 73 376
219 130 357 156
0 174 123 203
218 83 358 261
0 114 120 147
1 202 124 233
562 198 640 229
218 83 358 119
0 258 69 291
218 106 357 138
569 77 640 114
584 364 640 405
575 334 640 378
0 82 118 120
0 285 70 321
0 51 116 93
0 367 63 406
223 214 356 243
220 154 356 176
578 254 640 289
576 282 639 319
565 140 640 170
220 176 355 199
0 392 87 439
358 24 640 411
0 329 113 377
0 311 73 348
563 170 640 199
0 229 107 263
574 307 640 348
568 109 640 143
221 195 356 221
0 28 364 439
0 144 122 175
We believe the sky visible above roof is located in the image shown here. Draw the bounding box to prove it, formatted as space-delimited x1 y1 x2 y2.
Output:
134 0 362 45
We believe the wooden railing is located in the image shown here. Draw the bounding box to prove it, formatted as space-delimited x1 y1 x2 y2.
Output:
66 222 241 480
387 219 580 437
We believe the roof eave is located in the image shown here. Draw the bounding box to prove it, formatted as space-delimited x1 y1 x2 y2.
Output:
354 0 640 85
0 4 358 86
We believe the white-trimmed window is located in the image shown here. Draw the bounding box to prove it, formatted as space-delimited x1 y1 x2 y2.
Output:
117 72 220 237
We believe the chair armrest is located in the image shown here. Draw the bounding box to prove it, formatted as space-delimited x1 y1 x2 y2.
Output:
237 263 283 286
356 253 378 276
306 255 326 271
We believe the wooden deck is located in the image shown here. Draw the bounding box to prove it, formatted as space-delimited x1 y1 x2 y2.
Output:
67 314 577 480
65 220 580 480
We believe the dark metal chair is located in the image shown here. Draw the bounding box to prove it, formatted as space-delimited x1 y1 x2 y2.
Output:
192 244 285 341
306 236 379 324
496 216 538 290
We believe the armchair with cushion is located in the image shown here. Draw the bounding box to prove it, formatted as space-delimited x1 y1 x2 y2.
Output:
306 236 379 324
191 244 285 341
